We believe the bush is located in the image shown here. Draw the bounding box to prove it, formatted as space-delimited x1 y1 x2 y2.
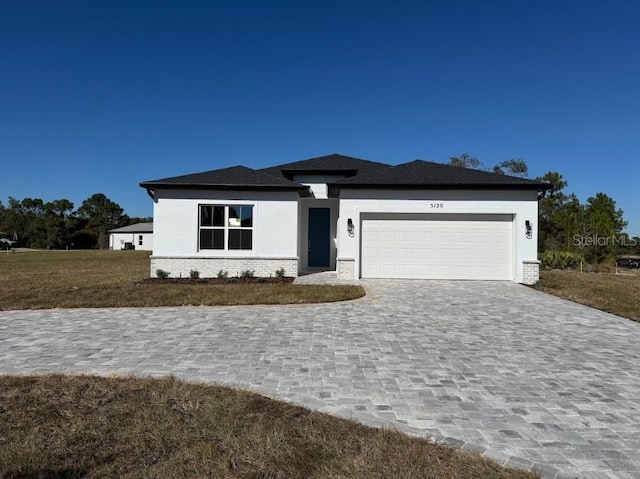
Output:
240 269 255 279
189 269 200 280
156 269 170 280
275 267 286 279
539 250 585 270
216 269 229 279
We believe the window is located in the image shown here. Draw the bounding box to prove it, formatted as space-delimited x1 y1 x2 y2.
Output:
199 205 253 250
138 235 143 246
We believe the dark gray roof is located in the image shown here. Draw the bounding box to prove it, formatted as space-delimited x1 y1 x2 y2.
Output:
331 160 550 190
140 165 309 192
109 222 153 234
140 155 550 194
261 153 390 178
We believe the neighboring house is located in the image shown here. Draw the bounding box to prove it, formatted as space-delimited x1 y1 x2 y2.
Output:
140 154 549 284
109 222 153 251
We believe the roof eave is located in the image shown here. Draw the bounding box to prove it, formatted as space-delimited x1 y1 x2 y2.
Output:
139 182 311 196
140 182 306 190
109 228 153 234
329 183 550 191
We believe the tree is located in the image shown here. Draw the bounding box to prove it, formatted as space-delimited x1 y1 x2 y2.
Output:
44 199 75 249
585 193 626 236
450 154 530 178
1 198 22 245
0 197 43 247
127 216 153 225
536 172 569 251
0 200 5 233
76 193 129 249
537 172 568 197
493 158 529 177
0 194 137 249
449 153 484 170
554 194 585 251
534 173 632 261
583 193 627 261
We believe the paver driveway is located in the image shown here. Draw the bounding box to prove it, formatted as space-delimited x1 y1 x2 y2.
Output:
1 280 639 479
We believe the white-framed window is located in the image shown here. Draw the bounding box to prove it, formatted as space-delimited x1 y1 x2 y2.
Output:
199 204 253 250
138 235 143 246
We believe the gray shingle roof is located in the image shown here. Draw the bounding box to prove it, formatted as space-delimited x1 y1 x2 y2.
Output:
109 222 153 234
140 155 550 194
332 160 550 190
140 165 309 192
261 153 390 178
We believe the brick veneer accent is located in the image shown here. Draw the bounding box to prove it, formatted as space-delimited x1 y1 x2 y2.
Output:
337 258 355 280
150 256 298 279
522 260 540 285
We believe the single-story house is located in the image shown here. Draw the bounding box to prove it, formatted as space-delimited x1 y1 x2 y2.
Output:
109 222 153 251
140 154 549 284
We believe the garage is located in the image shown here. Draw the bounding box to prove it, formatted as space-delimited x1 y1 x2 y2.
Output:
360 213 514 280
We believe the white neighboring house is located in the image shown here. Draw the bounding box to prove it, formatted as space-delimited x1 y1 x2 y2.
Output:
109 222 153 251
140 154 549 284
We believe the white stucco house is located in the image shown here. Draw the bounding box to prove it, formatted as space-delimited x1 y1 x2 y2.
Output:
140 154 549 284
108 222 153 251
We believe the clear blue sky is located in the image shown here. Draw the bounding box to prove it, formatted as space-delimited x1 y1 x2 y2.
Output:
1 0 638 234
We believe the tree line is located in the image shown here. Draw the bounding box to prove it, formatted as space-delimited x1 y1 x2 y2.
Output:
449 154 639 263
0 193 151 250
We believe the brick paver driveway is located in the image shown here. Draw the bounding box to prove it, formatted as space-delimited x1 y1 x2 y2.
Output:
1 280 639 479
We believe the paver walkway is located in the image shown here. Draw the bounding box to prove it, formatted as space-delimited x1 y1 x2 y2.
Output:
1 279 639 479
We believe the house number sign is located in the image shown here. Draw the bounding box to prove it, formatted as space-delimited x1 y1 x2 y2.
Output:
429 202 445 209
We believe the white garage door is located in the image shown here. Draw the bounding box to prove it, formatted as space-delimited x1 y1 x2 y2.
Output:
361 214 513 280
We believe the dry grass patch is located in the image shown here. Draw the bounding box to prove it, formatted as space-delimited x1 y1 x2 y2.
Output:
0 251 364 310
537 270 640 321
0 375 539 479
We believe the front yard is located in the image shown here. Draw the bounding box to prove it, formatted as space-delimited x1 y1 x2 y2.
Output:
536 269 640 322
0 250 364 310
0 374 539 479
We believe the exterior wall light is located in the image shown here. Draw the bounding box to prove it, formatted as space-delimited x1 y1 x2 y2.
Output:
525 220 532 239
347 218 354 237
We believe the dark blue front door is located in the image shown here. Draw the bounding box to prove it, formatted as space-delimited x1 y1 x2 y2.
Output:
308 208 330 267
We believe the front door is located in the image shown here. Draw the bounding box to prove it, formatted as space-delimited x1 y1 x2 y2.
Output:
308 208 330 268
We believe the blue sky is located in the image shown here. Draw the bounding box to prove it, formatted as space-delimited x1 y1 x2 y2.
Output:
1 0 638 233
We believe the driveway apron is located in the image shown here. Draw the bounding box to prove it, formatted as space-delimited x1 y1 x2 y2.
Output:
1 280 639 479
